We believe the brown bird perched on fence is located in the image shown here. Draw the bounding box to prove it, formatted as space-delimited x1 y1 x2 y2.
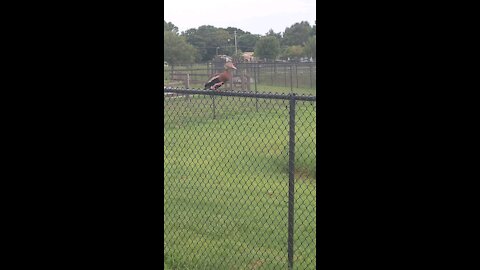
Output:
204 62 237 91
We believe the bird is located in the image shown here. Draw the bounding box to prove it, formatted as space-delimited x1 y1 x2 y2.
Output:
204 62 237 91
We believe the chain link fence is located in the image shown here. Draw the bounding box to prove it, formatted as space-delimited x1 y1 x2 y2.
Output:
164 62 316 94
164 88 316 269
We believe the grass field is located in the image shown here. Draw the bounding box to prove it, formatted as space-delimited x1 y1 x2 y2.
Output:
164 94 316 269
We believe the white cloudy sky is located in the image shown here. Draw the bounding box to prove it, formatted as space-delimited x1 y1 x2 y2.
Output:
164 0 316 35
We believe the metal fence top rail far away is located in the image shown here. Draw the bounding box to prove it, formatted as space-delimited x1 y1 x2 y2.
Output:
163 87 317 102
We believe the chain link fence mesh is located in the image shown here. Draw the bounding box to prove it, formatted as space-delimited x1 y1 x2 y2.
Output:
164 62 316 95
164 88 316 269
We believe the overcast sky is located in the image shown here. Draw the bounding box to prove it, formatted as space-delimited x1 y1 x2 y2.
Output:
164 0 316 35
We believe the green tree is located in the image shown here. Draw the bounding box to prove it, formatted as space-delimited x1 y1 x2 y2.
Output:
304 35 316 59
223 27 248 36
237 33 260 52
164 31 197 65
254 36 281 61
311 20 316 36
164 20 178 34
231 50 244 62
182 25 232 62
282 21 312 46
283 45 305 60
265 29 282 41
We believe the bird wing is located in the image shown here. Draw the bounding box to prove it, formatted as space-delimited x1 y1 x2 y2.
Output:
204 73 221 89
206 73 221 83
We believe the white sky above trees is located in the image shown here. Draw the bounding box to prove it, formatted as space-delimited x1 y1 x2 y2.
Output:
164 0 316 35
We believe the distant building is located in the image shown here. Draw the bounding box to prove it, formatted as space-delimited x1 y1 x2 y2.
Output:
213 55 232 62
242 52 255 62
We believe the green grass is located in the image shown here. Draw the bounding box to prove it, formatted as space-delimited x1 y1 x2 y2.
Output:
164 96 316 269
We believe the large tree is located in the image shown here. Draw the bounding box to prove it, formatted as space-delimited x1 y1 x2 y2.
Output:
282 21 312 46
265 29 282 41
182 25 232 62
223 27 248 36
164 20 316 63
164 20 178 34
304 35 316 59
311 20 316 36
283 45 305 60
164 31 197 65
254 36 281 61
237 33 260 52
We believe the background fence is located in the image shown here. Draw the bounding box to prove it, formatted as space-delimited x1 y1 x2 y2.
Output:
164 62 316 95
164 88 316 269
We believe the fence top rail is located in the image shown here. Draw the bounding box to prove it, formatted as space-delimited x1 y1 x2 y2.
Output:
166 68 212 71
164 87 316 101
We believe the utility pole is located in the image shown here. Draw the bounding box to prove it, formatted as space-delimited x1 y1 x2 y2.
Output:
234 30 238 54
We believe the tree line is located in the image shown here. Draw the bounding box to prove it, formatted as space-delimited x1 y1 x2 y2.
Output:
164 20 316 65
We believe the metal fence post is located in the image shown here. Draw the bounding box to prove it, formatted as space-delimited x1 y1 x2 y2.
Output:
254 64 258 92
295 63 299 89
287 93 296 270
257 63 261 85
290 64 293 93
310 62 313 89
212 95 216 119
274 61 277 87
254 65 259 112
271 62 274 85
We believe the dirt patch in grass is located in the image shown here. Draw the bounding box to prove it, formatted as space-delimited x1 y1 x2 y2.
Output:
294 167 316 182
